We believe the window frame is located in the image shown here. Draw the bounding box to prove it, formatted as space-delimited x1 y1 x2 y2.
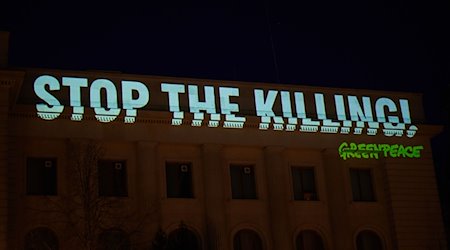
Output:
233 228 264 250
165 161 195 199
290 166 319 201
167 226 202 250
355 229 385 250
97 159 129 197
349 168 376 202
229 164 258 200
26 157 58 196
295 229 326 250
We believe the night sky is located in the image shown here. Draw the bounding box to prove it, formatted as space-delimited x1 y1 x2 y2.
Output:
1 0 449 236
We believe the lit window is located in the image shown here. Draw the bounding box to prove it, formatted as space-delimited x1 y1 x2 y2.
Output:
291 167 318 201
230 165 257 199
350 169 375 201
98 160 128 197
166 162 194 198
26 158 57 196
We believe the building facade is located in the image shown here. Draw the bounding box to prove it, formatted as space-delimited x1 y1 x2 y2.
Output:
0 67 447 250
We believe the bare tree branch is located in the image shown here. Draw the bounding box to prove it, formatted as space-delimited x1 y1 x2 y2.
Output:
27 141 156 250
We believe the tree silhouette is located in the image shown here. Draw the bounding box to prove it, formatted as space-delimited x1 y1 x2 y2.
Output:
28 141 153 249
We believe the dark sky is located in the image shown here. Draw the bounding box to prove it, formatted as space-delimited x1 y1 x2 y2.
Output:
1 1 449 95
1 0 449 232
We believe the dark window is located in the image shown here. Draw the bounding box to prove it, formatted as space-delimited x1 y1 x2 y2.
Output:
166 162 193 198
26 158 57 196
233 229 263 250
25 227 59 250
167 225 201 250
230 165 257 199
291 167 318 201
98 228 130 250
350 169 375 201
98 160 128 197
356 230 383 250
296 230 325 250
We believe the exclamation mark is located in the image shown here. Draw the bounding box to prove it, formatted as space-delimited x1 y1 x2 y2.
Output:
399 99 411 124
400 99 418 138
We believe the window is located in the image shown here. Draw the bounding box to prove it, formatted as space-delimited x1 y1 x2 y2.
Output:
98 160 128 197
167 225 201 250
26 158 57 195
291 167 318 201
98 228 130 250
356 230 383 250
166 162 193 198
233 229 263 250
25 227 59 250
350 169 375 201
296 230 325 250
230 165 257 199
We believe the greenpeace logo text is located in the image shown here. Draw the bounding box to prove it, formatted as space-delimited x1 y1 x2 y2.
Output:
338 142 424 160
